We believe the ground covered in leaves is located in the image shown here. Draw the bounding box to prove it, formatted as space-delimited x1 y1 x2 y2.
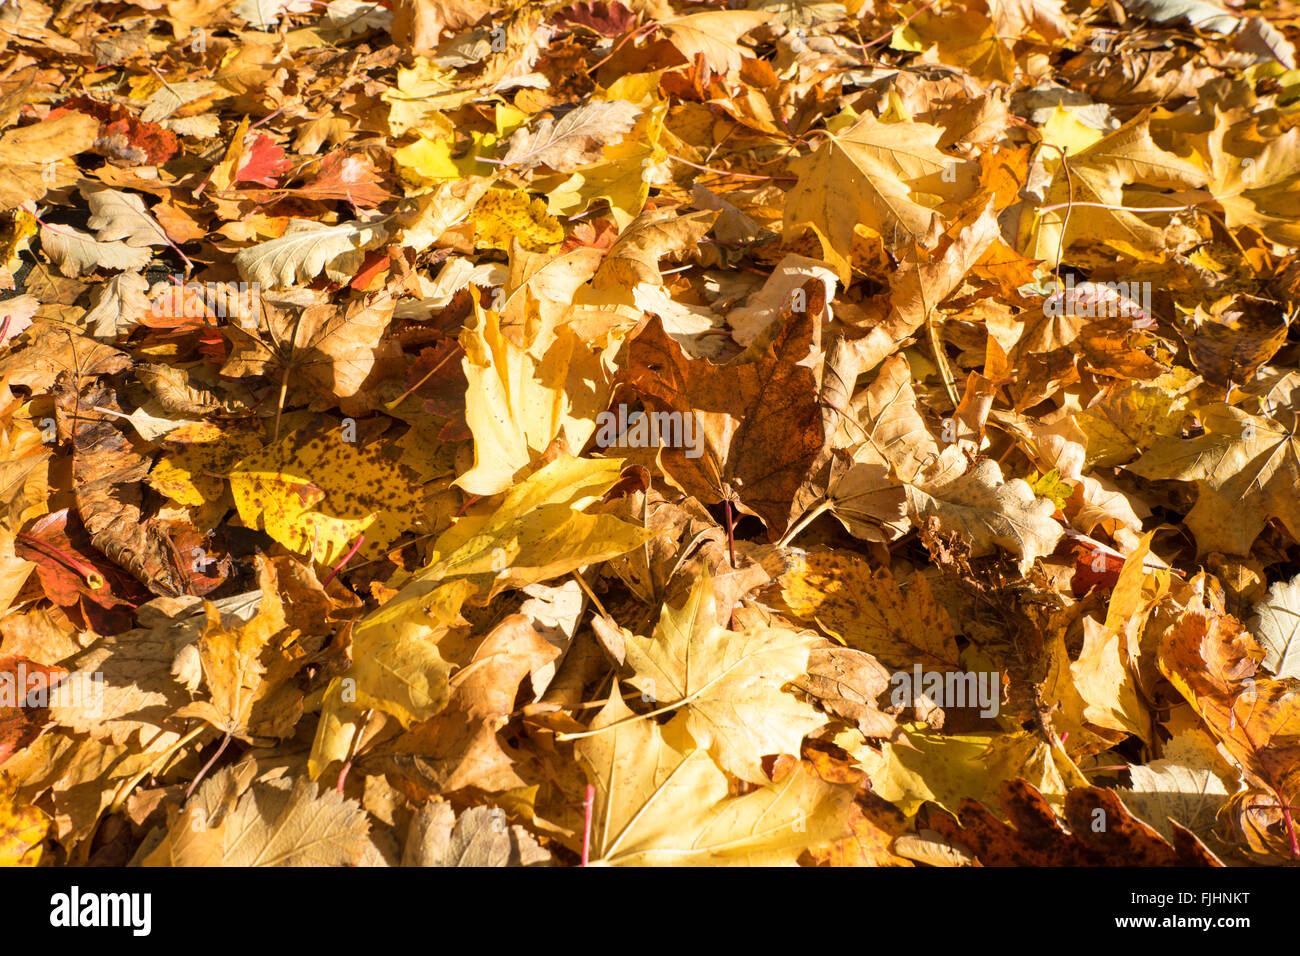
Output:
1 0 1299 867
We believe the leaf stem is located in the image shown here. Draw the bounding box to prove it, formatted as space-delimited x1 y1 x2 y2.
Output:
107 723 208 815
581 784 595 866
321 532 364 587
16 532 106 590
555 697 685 741
335 707 374 794
722 498 736 569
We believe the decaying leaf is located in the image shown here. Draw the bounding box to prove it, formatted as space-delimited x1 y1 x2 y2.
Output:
930 778 1222 866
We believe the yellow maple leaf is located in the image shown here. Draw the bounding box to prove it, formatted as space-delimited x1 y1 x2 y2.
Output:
229 417 425 566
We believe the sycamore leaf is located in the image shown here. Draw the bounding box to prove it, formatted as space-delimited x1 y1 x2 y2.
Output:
620 568 828 783
456 291 615 496
798 354 946 544
792 645 897 739
987 0 1071 39
148 421 264 507
229 417 426 566
146 770 374 866
783 112 954 282
370 614 562 793
1250 573 1300 680
1076 374 1194 469
871 726 1070 817
905 459 1065 574
929 777 1222 866
857 198 1001 368
1205 121 1300 246
402 802 551 866
3 733 159 846
0 113 99 212
0 773 48 866
659 11 773 74
309 457 654 746
170 558 309 741
776 550 961 670
1022 115 1208 267
1119 730 1232 844
1070 616 1147 737
725 254 838 347
621 279 826 535
1160 606 1300 798
591 206 717 291
1128 404 1300 555
469 187 564 253
545 78 669 229
576 694 853 865
427 456 658 600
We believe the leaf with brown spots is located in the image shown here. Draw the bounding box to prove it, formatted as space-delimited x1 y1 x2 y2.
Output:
228 417 426 567
929 778 1223 866
775 550 961 671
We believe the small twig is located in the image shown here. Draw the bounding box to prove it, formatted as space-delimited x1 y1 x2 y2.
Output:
926 311 960 408
555 697 686 741
1036 200 1185 215
185 731 232 800
571 570 608 618
581 784 595 866
584 21 659 75
108 724 207 814
385 344 462 411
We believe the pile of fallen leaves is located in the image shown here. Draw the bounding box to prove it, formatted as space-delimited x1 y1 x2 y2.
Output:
1 0 1299 868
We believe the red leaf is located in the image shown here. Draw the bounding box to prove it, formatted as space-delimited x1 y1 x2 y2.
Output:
0 656 68 765
294 151 391 209
350 251 391 291
16 510 140 610
554 1 638 36
53 96 179 164
1071 546 1125 597
237 134 293 187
